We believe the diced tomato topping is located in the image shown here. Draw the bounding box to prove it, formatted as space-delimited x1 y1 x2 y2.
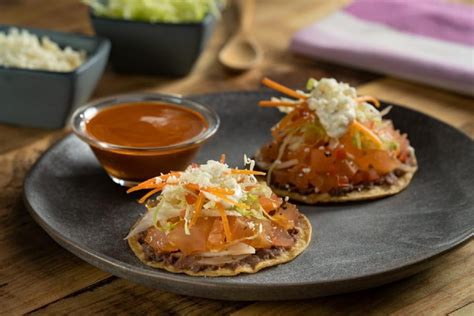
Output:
142 200 301 254
247 220 273 249
351 171 365 184
185 193 197 204
337 160 358 177
356 150 400 174
167 218 213 255
272 203 299 229
334 147 347 160
320 175 338 193
337 175 350 187
229 217 255 240
291 171 310 190
309 173 325 191
264 121 410 193
367 168 380 181
259 196 281 213
310 149 335 173
270 225 295 248
144 227 178 253
207 218 225 250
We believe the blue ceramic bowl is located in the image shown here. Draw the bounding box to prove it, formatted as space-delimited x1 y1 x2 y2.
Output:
0 25 110 129
90 13 216 76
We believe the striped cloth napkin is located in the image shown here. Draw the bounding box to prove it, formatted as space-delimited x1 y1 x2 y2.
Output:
290 0 474 96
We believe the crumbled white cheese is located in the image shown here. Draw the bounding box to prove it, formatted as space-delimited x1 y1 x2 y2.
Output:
308 78 357 138
0 28 86 72
166 175 179 184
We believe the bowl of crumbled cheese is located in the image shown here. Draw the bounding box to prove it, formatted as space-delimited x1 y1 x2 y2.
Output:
0 26 110 128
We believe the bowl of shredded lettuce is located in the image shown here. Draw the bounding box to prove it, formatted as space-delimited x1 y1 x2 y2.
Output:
84 0 225 76
83 0 224 23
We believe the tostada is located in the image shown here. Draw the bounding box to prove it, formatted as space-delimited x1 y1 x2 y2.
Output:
255 77 417 203
126 156 311 276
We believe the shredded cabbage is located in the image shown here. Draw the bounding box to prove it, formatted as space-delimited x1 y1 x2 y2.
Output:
83 0 225 23
306 77 317 90
355 102 382 124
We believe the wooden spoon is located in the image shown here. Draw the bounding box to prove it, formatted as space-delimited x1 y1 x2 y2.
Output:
219 0 263 71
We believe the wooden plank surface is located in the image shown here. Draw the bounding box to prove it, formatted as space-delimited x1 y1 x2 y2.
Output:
0 0 473 315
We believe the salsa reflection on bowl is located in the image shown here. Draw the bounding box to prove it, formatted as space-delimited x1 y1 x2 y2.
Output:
71 93 220 187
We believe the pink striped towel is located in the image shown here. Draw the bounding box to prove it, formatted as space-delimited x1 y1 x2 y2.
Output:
290 0 474 96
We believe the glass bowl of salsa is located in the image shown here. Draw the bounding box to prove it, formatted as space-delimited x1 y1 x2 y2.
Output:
71 93 220 187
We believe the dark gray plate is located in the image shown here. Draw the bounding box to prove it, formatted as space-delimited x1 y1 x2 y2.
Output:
24 91 473 301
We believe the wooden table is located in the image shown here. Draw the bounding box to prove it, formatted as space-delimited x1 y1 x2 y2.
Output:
1 1 473 314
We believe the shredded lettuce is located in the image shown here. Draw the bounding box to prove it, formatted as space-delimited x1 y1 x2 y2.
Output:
235 206 266 220
83 0 225 23
355 102 382 124
352 131 362 149
387 140 400 152
306 77 317 91
157 221 178 233
303 121 326 140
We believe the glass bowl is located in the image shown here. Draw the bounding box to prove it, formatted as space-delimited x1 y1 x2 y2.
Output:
71 93 220 187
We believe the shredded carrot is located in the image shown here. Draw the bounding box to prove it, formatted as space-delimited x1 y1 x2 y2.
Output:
216 203 232 242
356 96 380 108
258 100 301 108
230 169 266 176
127 178 159 193
261 77 308 100
220 154 226 164
127 171 182 193
203 190 247 209
202 187 235 195
185 183 200 191
138 184 165 204
190 192 205 227
351 120 383 148
127 183 162 193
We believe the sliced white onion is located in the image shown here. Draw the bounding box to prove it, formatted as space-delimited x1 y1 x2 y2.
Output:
255 160 271 170
288 136 304 151
125 210 154 239
243 154 256 170
380 105 393 117
274 159 299 169
201 191 235 209
198 243 256 257
267 132 294 184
